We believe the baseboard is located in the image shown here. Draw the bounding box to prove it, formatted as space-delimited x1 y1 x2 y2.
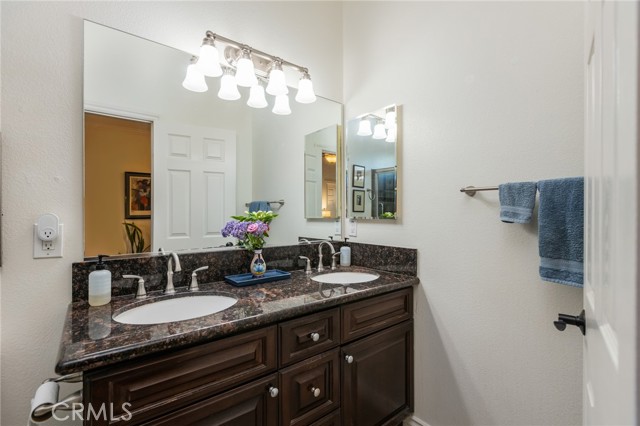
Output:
404 415 430 426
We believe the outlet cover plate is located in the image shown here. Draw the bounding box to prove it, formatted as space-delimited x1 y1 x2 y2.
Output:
33 224 63 258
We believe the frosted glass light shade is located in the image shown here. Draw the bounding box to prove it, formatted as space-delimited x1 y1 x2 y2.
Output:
247 84 268 108
386 125 397 143
295 75 316 104
196 43 222 77
182 64 208 93
266 64 288 96
357 118 372 136
384 111 397 129
272 94 291 115
372 123 387 139
218 72 241 100
235 53 258 87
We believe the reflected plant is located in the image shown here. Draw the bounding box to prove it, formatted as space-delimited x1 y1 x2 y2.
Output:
122 222 150 253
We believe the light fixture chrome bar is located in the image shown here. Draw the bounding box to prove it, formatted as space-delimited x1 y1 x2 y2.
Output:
205 31 309 73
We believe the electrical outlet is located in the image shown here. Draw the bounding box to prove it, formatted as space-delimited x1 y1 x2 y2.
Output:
34 223 63 258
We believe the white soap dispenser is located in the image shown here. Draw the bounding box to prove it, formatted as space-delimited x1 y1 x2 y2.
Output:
89 254 112 306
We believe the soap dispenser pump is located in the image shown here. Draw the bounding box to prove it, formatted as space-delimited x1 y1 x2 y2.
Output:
89 254 112 306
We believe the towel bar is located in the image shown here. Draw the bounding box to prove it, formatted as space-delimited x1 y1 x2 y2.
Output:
460 186 499 197
244 199 285 208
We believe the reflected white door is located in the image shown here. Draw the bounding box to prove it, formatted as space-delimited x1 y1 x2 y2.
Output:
305 143 322 218
584 1 638 424
153 122 236 251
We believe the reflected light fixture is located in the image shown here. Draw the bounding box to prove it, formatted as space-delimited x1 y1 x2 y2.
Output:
384 110 396 129
235 48 258 87
372 121 387 139
323 153 337 164
295 71 316 104
182 56 208 93
357 117 372 136
247 82 268 108
218 68 241 100
184 30 317 116
196 36 223 77
386 125 397 143
272 94 292 115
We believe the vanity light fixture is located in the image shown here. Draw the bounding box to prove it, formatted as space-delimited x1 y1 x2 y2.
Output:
272 94 292 115
235 48 259 87
184 31 316 115
357 117 373 136
384 110 396 128
196 37 223 77
385 125 397 143
218 68 241 101
372 121 387 140
182 56 208 93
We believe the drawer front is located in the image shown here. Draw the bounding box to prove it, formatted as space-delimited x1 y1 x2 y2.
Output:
84 326 277 425
280 348 341 426
341 288 412 343
309 409 341 426
279 308 340 367
138 374 279 426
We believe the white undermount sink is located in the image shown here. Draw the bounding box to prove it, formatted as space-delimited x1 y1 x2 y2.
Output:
311 271 379 285
113 294 238 325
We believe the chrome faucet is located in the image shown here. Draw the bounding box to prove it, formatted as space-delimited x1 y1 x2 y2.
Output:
164 252 182 294
317 241 336 272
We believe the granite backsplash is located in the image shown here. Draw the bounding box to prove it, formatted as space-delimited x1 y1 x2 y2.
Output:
72 242 417 303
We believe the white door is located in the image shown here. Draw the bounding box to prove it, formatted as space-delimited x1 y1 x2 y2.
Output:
584 1 639 424
153 122 236 251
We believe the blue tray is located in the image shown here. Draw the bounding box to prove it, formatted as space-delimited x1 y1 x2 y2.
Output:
224 269 292 287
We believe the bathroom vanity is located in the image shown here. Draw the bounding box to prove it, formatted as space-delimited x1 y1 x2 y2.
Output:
56 266 417 426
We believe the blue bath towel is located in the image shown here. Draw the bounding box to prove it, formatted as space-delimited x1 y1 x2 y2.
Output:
499 181 537 223
248 201 271 213
537 177 584 287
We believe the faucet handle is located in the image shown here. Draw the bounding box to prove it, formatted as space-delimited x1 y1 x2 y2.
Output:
123 274 147 299
331 252 340 270
299 256 312 274
190 266 209 291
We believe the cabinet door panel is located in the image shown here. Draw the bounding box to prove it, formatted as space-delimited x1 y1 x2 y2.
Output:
139 374 279 426
342 321 413 426
280 348 341 426
341 288 412 343
280 308 340 367
309 410 341 426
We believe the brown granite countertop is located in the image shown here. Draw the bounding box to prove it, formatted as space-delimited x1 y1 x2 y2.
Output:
56 266 418 374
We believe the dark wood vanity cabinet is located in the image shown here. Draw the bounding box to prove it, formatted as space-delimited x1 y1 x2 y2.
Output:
83 288 413 426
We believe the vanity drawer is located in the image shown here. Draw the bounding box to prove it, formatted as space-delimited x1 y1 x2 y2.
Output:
279 308 340 367
279 348 341 426
310 409 342 426
83 325 277 425
341 288 412 343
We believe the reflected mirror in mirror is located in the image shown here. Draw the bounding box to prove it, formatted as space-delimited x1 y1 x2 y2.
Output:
304 124 340 219
346 104 400 220
83 21 343 258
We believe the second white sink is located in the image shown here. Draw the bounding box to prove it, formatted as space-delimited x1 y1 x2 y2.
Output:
113 294 238 325
311 271 379 285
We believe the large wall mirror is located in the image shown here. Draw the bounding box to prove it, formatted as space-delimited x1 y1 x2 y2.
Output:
346 104 400 220
84 21 342 258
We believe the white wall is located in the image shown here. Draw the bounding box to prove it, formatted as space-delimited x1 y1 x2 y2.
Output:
0 2 342 425
343 2 584 425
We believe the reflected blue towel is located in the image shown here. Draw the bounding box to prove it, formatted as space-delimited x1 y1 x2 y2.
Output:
499 182 537 223
248 201 271 213
538 177 584 287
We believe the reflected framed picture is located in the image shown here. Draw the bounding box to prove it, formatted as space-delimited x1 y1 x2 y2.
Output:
352 164 365 188
125 172 151 219
352 189 365 213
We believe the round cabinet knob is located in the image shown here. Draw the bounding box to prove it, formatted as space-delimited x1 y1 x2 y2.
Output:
345 355 354 364
268 386 279 398
311 387 321 397
310 332 320 342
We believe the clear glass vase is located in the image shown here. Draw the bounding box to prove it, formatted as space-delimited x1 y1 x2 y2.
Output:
250 249 267 278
